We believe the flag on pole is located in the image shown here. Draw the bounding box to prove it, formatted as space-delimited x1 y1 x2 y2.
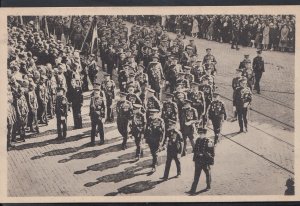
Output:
44 17 49 37
80 16 95 51
90 23 98 54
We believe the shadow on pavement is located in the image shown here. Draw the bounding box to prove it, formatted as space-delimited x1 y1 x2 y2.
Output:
58 139 133 163
104 179 165 196
31 135 122 160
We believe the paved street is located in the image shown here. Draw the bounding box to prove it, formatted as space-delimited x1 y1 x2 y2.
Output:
7 22 294 196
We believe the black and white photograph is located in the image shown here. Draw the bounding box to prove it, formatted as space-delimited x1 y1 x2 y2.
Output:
1 6 298 202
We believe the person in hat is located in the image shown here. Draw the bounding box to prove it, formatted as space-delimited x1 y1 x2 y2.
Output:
147 54 165 100
201 66 215 89
16 87 29 142
185 39 197 55
126 84 143 105
37 75 48 125
252 49 265 94
135 64 149 105
181 98 198 156
242 61 255 91
208 93 227 144
231 68 243 121
126 72 141 95
131 103 146 160
116 92 134 150
233 77 252 133
161 92 178 132
189 128 215 194
55 87 68 140
180 45 192 67
68 79 83 129
183 66 194 85
101 73 116 122
191 59 205 84
199 77 214 128
161 119 183 180
27 82 39 133
90 90 107 146
176 72 189 90
103 43 116 77
145 88 161 119
145 108 165 173
239 54 251 71
202 48 217 67
86 53 98 85
165 56 182 93
187 82 206 122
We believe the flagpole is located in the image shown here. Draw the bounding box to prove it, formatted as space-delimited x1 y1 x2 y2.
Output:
80 16 95 51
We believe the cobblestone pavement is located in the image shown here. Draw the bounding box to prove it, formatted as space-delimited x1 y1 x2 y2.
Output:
7 23 294 196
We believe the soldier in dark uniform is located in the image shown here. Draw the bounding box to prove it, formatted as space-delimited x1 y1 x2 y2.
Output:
187 82 206 123
183 66 194 85
16 88 29 142
145 109 165 173
55 87 68 139
68 79 83 129
231 68 243 121
242 61 255 91
126 84 143 105
145 88 161 119
185 39 197 55
192 60 206 84
87 54 98 86
90 90 107 145
189 128 215 194
37 75 48 125
161 92 178 127
135 64 149 105
202 48 217 66
161 119 183 180
176 72 189 91
181 99 198 156
28 82 39 133
165 57 182 93
147 54 165 100
233 77 252 133
7 86 17 149
252 50 265 94
118 65 129 92
116 92 134 150
180 46 192 67
208 93 227 145
131 103 146 160
126 73 141 95
101 73 116 122
199 78 213 128
104 44 116 77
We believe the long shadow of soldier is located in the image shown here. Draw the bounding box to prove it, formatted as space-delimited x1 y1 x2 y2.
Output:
31 135 123 160
104 179 165 196
74 150 151 175
58 141 135 163
84 153 168 188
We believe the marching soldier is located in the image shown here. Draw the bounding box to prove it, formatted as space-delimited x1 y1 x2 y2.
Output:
131 103 146 160
208 93 227 145
233 77 252 133
180 46 192 67
135 64 149 105
239 54 251 71
68 79 83 129
118 65 129 92
28 83 39 133
126 84 143 105
242 61 255 91
145 109 165 173
191 60 205 84
202 48 217 66
181 99 198 156
187 82 206 122
199 78 213 128
16 88 29 142
90 90 107 145
145 88 161 119
173 84 187 131
87 54 98 86
147 54 165 100
165 56 182 93
252 50 265 94
55 87 68 140
161 93 178 126
183 66 194 85
7 86 17 149
189 128 215 194
116 92 134 150
101 73 116 122
37 75 48 125
161 119 183 180
231 68 243 121
126 73 141 95
176 72 189 90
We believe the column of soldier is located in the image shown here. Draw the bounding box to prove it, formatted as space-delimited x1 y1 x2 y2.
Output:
7 16 260 194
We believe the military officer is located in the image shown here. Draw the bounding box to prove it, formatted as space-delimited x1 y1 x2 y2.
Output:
16 88 29 142
116 92 134 150
90 90 107 145
126 84 143 105
37 75 48 125
145 109 165 172
233 77 252 133
165 56 182 93
173 84 187 132
135 64 149 105
189 128 215 194
28 82 39 133
183 66 194 85
231 68 243 121
199 78 213 128
118 65 129 92
161 119 183 180
147 54 165 100
208 93 227 145
181 99 198 156
202 48 217 66
68 79 83 129
101 73 116 122
131 103 146 160
252 50 265 94
176 72 189 91
242 61 255 91
187 82 206 122
126 73 141 95
161 92 178 127
145 88 161 119
239 54 251 71
191 60 205 84
55 87 68 140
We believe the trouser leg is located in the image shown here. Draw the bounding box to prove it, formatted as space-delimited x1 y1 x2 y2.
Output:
98 119 104 142
163 155 172 178
174 156 181 175
191 162 202 192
